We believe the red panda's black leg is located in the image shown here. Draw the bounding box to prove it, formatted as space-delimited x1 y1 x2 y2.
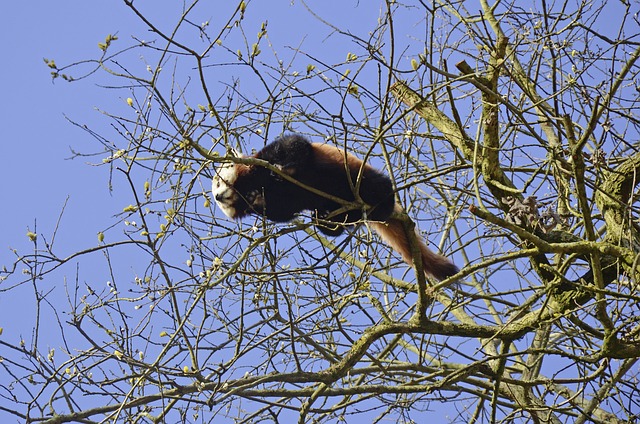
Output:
315 223 345 236
311 209 346 236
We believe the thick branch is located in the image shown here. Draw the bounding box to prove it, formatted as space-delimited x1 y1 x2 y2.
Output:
391 80 519 205
596 151 640 244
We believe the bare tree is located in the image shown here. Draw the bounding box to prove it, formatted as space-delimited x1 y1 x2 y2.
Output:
2 0 640 422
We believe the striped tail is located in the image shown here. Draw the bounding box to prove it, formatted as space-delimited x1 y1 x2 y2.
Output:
370 215 458 282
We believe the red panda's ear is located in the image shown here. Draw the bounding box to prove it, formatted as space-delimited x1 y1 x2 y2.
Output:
226 147 253 171
227 147 243 158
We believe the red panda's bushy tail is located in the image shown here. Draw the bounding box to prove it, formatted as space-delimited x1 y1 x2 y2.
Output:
369 214 458 282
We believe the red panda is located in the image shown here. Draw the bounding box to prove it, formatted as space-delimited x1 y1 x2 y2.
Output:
212 134 458 281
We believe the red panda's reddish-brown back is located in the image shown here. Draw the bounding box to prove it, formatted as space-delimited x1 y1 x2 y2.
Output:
309 143 395 222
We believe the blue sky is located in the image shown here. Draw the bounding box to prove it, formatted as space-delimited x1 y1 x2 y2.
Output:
0 0 390 276
1 1 638 422
1 2 136 254
0 0 382 256
0 2 396 420
0 3 137 354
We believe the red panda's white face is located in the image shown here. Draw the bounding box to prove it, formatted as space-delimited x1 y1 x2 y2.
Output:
212 162 240 218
